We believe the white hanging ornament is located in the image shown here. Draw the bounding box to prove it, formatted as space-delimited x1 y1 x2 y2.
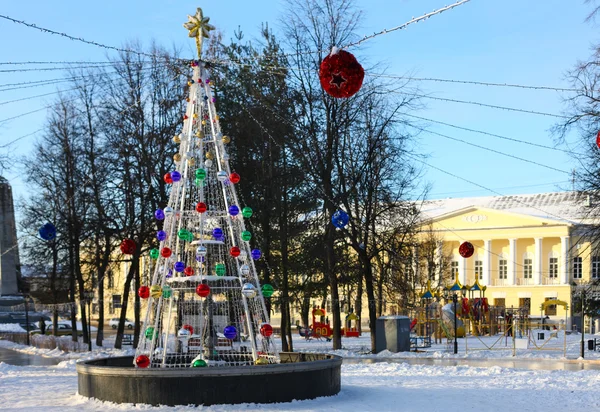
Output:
217 171 228 182
164 207 174 217
196 246 207 256
238 250 248 261
240 264 250 276
241 283 257 298
205 159 213 168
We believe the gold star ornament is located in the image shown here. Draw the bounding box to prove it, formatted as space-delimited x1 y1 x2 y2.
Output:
183 7 215 58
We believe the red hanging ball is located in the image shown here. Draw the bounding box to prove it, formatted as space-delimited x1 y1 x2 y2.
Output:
184 266 194 276
260 323 273 337
183 324 194 334
120 238 136 255
196 284 210 297
195 202 207 213
136 355 150 368
161 247 172 258
596 130 600 149
229 172 240 184
319 49 364 98
459 241 475 258
164 173 173 184
183 114 189 120
138 286 150 299
230 246 241 257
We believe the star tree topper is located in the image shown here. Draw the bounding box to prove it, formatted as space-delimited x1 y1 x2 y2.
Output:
183 7 215 59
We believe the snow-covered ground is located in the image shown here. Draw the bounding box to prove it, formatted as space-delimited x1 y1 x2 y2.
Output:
1 332 600 410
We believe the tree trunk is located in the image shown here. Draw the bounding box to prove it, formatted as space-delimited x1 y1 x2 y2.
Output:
115 257 138 349
361 253 377 352
355 273 363 334
325 224 342 349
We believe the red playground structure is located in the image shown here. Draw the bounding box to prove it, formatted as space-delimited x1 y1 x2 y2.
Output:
341 311 361 337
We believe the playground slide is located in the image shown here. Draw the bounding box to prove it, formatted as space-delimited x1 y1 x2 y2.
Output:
441 303 465 338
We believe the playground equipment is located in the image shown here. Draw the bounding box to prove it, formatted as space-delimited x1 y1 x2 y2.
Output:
298 308 333 340
341 311 361 337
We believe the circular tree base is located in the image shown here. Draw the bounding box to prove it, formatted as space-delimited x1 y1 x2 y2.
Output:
77 352 342 406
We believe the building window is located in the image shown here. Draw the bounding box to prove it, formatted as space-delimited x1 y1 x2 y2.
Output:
494 298 505 307
592 256 600 279
450 261 459 279
573 257 582 279
474 260 483 280
107 270 114 289
519 298 531 312
498 259 507 279
549 257 558 278
544 297 557 316
523 259 533 279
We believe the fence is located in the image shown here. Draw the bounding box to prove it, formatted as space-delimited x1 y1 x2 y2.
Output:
0 332 87 353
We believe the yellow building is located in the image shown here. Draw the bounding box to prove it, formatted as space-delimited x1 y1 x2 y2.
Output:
418 191 595 328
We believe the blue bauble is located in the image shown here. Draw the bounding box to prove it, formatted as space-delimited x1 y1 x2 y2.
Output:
223 325 237 340
251 249 262 260
171 171 182 182
331 210 349 229
174 261 185 272
154 209 165 220
212 228 223 239
228 205 239 216
39 223 57 241
157 230 167 241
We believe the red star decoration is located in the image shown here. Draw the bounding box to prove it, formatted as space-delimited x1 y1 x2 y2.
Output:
330 72 347 89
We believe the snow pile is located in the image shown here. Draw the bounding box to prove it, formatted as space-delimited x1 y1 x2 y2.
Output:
0 323 26 333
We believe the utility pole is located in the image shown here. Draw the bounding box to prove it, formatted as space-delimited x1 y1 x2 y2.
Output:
453 294 458 354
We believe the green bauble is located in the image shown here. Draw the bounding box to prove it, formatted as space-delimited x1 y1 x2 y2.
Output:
162 285 172 298
215 263 226 276
195 177 204 186
178 229 189 240
261 284 274 298
192 359 207 367
149 248 159 259
186 231 195 242
195 168 206 180
145 326 155 340
242 207 253 218
241 231 252 242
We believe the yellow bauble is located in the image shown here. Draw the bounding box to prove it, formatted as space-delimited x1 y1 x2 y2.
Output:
173 154 181 162
214 115 220 121
193 113 199 119
188 157 196 166
195 130 204 139
150 285 162 299
205 152 214 160
222 135 230 144
209 81 214 86
201 120 207 126
173 135 181 143
255 358 268 365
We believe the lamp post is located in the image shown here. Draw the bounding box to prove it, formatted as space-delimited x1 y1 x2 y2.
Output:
24 294 30 346
452 293 458 354
581 289 585 359
84 291 94 352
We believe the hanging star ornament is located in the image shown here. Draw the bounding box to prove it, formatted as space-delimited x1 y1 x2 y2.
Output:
183 7 215 59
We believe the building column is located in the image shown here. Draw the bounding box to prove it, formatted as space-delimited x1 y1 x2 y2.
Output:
483 239 492 286
459 255 467 286
435 242 443 284
561 236 570 284
508 238 517 286
534 237 543 285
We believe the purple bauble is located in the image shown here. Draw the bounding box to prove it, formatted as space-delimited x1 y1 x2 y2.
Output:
157 230 167 241
251 249 262 260
166 269 173 278
174 261 185 272
223 325 237 340
195 255 206 263
155 209 165 220
171 171 182 182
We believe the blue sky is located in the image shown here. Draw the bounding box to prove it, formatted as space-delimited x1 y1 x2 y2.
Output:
0 0 597 203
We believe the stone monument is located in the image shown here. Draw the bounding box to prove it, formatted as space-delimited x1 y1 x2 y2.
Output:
0 177 20 296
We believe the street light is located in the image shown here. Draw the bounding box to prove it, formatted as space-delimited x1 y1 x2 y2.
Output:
452 294 458 354
84 291 94 352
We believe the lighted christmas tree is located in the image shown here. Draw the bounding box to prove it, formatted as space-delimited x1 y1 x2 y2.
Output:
134 8 278 368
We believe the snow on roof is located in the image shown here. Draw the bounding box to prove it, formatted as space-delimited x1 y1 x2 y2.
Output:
418 191 595 224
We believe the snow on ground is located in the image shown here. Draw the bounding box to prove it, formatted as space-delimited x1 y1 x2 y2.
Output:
0 359 599 411
0 324 26 333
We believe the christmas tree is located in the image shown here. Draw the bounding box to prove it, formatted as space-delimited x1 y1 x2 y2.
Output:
134 8 278 368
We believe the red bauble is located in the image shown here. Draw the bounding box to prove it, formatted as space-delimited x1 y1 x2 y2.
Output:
138 286 150 299
459 241 475 258
260 323 273 337
230 246 241 258
164 173 173 184
183 114 189 120
136 355 150 368
319 49 364 98
229 172 240 184
184 266 194 276
183 324 194 334
161 247 172 258
196 284 210 297
120 238 136 255
196 202 207 213
596 130 600 149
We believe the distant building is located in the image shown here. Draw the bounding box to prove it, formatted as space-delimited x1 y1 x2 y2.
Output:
0 176 20 297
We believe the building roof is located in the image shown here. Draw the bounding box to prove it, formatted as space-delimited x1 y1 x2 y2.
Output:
418 191 596 225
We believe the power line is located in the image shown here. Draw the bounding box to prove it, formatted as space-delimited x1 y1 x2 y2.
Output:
408 124 571 174
0 60 139 65
391 90 569 119
0 129 43 148
428 180 571 197
0 63 117 73
402 113 579 155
